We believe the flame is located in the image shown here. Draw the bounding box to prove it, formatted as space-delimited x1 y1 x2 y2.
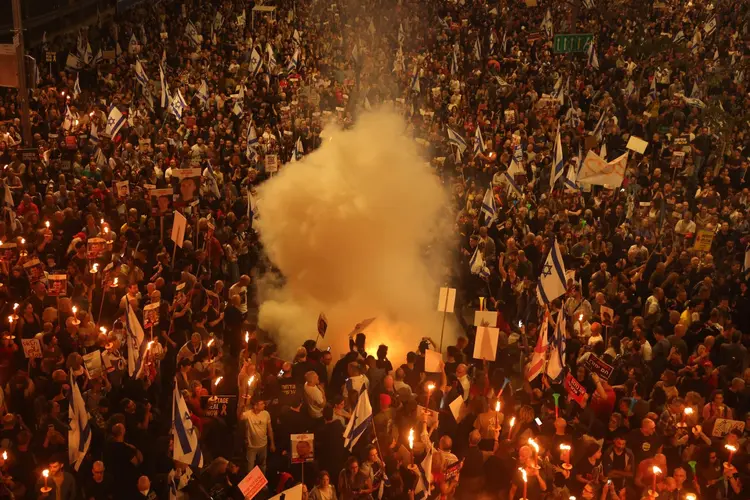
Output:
214 376 223 386
686 495 696 500
652 465 662 475
578 313 584 322
207 339 215 347
72 306 77 315
408 428 414 449
45 221 50 228
248 375 255 386
509 417 516 427
12 303 18 311
2 451 7 460
427 383 435 392
100 327 107 334
20 238 24 244
725 444 737 453
104 226 109 233
495 401 501 412
528 437 540 453
245 332 249 343
520 467 527 482
43 469 49 478
560 444 571 451
684 407 693 415
113 278 118 286
7 316 12 323
147 341 154 350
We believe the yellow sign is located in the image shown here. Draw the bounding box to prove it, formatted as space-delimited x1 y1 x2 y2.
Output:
693 229 714 252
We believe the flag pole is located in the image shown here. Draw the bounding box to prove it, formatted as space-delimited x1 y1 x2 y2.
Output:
438 291 449 353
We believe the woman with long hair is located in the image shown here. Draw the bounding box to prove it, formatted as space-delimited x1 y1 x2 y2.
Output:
310 471 338 500
338 456 372 500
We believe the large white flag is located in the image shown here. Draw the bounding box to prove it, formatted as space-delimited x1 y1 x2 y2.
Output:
536 239 568 305
550 127 564 191
343 386 372 450
124 300 146 377
68 373 92 471
446 127 468 153
577 150 628 187
172 383 204 468
135 59 149 87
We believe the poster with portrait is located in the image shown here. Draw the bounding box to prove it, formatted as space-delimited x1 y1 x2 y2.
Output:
23 258 44 283
87 238 107 260
290 434 315 464
47 274 68 297
172 168 202 207
143 302 160 329
115 181 130 200
0 242 18 262
150 188 174 217
670 151 685 170
599 306 614 326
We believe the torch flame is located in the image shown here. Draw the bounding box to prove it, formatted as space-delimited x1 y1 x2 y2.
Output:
147 341 154 350
495 401 501 412
725 444 737 453
72 306 77 315
12 303 18 311
8 316 13 323
100 327 107 334
214 376 223 386
510 417 516 427
245 332 249 343
528 437 539 453
560 444 571 451
43 469 49 478
2 451 7 460
408 428 414 449
45 221 50 228
207 339 215 347
427 383 436 392
684 407 693 415
20 238 24 244
652 465 662 475
520 467 527 482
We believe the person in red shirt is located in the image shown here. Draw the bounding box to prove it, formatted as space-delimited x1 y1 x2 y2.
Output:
15 194 37 216
590 372 616 419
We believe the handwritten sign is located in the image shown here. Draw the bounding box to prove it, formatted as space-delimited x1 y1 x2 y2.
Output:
290 433 315 463
564 373 587 406
693 229 714 252
584 354 614 380
712 418 745 437
21 338 42 359
238 466 268 500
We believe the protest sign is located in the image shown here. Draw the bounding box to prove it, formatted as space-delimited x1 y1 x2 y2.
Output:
600 306 614 326
150 188 174 216
21 338 42 359
317 313 328 337
23 258 44 283
693 229 714 252
712 418 745 437
584 354 614 380
87 238 107 259
172 211 187 248
473 326 499 361
265 154 279 173
47 274 68 296
202 395 237 419
238 466 268 500
290 433 315 463
437 287 456 313
143 302 160 329
564 373 587 406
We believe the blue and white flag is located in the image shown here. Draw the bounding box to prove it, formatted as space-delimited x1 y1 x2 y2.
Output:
480 185 496 226
66 53 83 71
246 123 259 160
73 74 81 99
410 69 420 93
267 43 277 74
541 9 553 38
551 127 564 191
293 29 302 48
185 21 201 46
287 48 300 73
135 59 149 87
587 41 599 69
172 383 204 468
90 122 99 145
128 33 139 54
499 172 522 198
63 106 76 131
398 24 405 46
343 386 372 450
474 126 486 156
673 30 686 44
546 308 566 379
446 126 468 153
170 90 187 120
413 442 433 500
68 373 92 471
197 80 209 106
564 157 581 192
159 64 168 108
203 162 221 198
250 48 263 75
125 300 146 377
536 239 568 305
106 106 126 137
470 246 491 280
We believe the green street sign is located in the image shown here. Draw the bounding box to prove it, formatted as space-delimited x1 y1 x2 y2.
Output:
553 34 594 53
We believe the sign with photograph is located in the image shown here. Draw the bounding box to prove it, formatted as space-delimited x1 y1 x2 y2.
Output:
23 258 44 283
47 274 68 297
87 238 107 259
143 302 160 329
290 433 315 464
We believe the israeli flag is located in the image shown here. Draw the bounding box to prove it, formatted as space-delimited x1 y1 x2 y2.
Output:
288 48 300 73
500 172 522 198
170 90 187 120
128 33 139 54
246 123 259 160
172 383 204 468
197 80 209 106
541 9 553 38
481 185 496 226
94 148 107 166
587 41 599 69
673 30 686 44
414 443 433 500
536 239 568 305
267 43 277 73
295 136 304 156
250 48 263 75
185 21 201 46
343 386 372 450
135 59 149 87
68 373 92 471
550 127 564 191
66 53 84 70
398 23 405 46
470 246 491 279
160 64 168 109
513 144 524 164
203 162 221 198
293 29 302 48
73 74 81 99
704 17 717 38
546 308 567 380
446 126 468 153
410 69 420 93
474 126 486 156
564 154 581 192
63 106 76 131
90 122 99 145
124 300 146 377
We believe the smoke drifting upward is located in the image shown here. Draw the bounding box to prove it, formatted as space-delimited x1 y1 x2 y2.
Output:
256 110 453 362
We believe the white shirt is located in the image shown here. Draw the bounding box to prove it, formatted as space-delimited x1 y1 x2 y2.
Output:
675 219 696 235
243 409 270 448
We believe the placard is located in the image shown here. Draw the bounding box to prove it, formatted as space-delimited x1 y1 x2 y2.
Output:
670 151 685 170
143 302 160 329
21 338 42 359
444 459 464 482
172 211 187 248
47 274 68 296
115 180 130 199
150 187 174 216
437 287 456 313
473 326 499 361
564 372 586 406
693 229 714 252
87 237 107 259
23 258 44 283
317 313 328 337
712 418 745 437
425 349 442 373
237 466 268 500
202 395 237 418
584 354 614 380
474 310 496 327
626 136 649 154
265 154 279 173
417 405 439 427
449 395 464 422
599 306 614 326
83 350 103 378
290 433 315 463
171 167 202 179
504 109 516 124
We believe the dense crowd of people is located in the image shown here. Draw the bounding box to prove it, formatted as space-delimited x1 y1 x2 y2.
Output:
0 0 748 498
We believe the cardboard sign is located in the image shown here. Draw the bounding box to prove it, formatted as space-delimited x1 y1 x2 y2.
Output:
474 310 496 327
712 418 745 437
265 154 279 173
150 187 174 216
449 395 464 422
670 151 685 169
290 433 315 463
172 211 187 248
600 306 614 326
19 148 38 163
143 302 160 329
693 229 714 252
564 372 587 406
23 258 44 283
87 237 107 259
21 338 43 359
473 326 499 361
584 354 614 380
0 243 18 262
317 313 328 337
626 136 649 154
504 109 516 124
425 349 442 373
202 395 237 418
237 466 268 500
437 287 456 313
47 274 68 296
83 350 103 378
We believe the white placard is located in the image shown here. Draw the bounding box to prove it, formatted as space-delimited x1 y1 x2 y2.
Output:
171 211 187 248
437 287 456 313
473 326 499 361
474 310 496 327
425 349 442 373
449 395 464 422
626 136 649 154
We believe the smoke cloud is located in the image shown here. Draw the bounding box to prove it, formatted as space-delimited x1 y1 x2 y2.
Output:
255 110 453 362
